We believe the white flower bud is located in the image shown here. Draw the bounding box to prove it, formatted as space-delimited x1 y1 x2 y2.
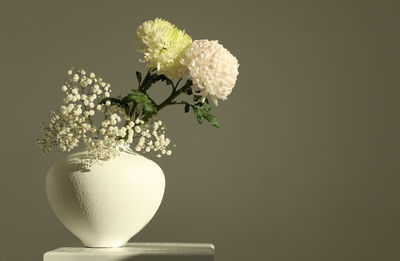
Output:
72 74 79 82
80 80 88 87
74 109 82 116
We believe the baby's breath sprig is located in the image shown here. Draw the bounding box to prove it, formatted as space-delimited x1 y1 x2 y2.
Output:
37 68 172 167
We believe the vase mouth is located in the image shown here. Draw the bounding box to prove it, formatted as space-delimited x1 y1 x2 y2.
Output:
117 145 140 156
65 144 137 161
117 144 133 152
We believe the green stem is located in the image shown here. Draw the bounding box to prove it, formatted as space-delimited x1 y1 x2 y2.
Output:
129 102 137 118
142 83 191 121
168 101 187 106
157 86 188 110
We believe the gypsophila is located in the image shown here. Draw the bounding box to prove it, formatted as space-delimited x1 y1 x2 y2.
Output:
37 68 172 167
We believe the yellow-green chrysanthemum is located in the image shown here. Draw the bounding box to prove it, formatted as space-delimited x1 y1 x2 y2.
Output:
135 18 192 79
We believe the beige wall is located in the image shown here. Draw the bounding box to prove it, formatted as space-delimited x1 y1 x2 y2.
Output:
1 1 399 260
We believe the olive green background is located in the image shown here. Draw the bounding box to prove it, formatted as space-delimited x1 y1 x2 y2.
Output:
1 0 399 260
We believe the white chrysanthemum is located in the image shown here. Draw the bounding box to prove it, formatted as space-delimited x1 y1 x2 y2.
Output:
135 18 192 79
181 40 239 106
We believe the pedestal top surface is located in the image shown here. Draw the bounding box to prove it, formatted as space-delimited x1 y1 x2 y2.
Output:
44 242 214 261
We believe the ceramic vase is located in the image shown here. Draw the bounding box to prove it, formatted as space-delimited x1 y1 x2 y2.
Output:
45 149 165 248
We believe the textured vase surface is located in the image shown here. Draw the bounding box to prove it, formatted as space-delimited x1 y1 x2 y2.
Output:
45 150 165 248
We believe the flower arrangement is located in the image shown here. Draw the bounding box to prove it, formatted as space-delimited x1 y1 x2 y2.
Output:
37 18 239 166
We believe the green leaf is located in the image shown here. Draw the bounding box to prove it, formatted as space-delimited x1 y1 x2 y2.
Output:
136 71 142 85
121 92 156 114
184 103 190 113
192 102 219 127
142 101 156 113
123 93 149 104
195 114 203 124
203 113 220 128
195 101 211 112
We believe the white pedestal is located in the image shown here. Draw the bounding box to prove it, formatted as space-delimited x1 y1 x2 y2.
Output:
44 242 214 261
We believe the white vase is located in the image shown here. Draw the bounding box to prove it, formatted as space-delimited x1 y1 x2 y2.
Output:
45 149 165 248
